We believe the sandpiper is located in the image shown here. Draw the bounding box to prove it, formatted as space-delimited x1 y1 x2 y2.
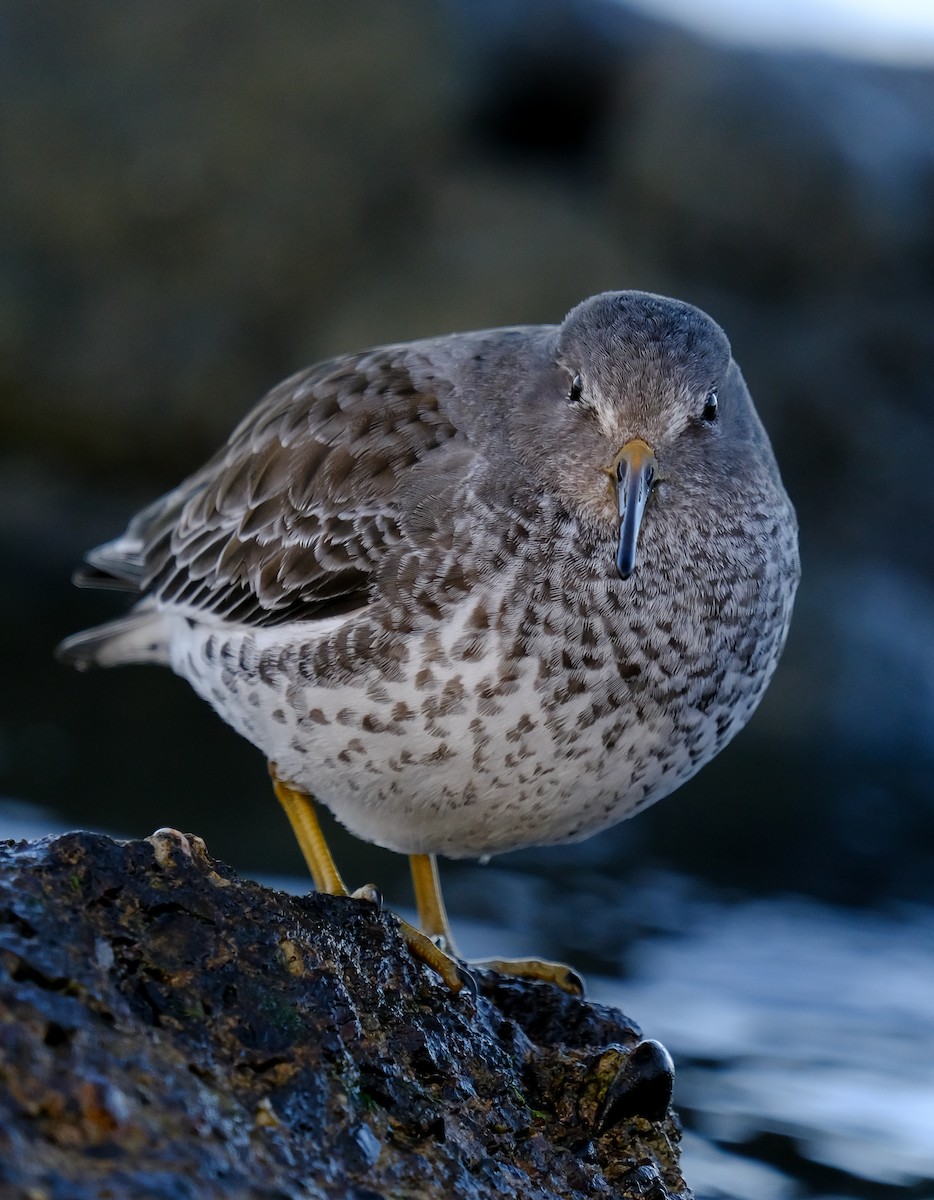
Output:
59 291 799 992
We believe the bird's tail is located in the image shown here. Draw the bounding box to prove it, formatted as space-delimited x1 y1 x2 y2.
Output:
56 610 171 671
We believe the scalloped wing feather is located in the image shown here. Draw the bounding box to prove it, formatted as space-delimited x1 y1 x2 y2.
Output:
84 346 469 627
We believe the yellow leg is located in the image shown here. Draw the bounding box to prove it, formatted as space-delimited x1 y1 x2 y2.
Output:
410 853 456 949
270 764 347 895
270 765 465 994
409 852 585 996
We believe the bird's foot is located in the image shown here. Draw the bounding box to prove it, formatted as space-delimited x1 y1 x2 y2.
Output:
394 916 473 995
339 883 470 995
406 855 584 996
421 933 583 995
469 956 585 996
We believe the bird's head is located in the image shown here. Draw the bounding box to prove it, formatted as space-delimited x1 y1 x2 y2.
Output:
511 291 767 580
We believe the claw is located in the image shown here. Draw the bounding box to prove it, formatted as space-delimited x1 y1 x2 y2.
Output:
351 883 382 911
455 962 479 1000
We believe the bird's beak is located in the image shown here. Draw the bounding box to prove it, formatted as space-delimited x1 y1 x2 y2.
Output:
608 438 658 579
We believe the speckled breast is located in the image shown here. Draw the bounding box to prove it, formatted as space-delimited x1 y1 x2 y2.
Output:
169 503 798 858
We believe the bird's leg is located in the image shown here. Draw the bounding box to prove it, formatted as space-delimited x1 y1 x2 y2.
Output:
269 765 466 994
409 852 585 996
409 852 457 951
270 765 348 896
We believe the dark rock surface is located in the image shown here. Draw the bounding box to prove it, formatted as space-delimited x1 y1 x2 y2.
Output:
0 829 688 1199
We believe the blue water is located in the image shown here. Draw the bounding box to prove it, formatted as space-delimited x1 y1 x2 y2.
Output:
618 0 934 63
589 891 934 1198
443 868 934 1199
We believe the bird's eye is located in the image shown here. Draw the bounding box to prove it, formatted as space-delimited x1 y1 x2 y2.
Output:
702 390 718 422
568 373 584 405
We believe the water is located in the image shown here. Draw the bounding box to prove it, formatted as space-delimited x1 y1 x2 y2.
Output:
447 863 934 1198
618 0 934 63
3 799 931 1199
589 890 934 1198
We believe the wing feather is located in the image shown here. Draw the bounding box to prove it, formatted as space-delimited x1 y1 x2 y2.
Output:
86 345 468 626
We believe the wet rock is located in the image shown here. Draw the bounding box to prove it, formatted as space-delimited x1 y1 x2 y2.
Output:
0 829 690 1199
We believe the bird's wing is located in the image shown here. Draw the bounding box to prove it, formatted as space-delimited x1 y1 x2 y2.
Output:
87 345 468 627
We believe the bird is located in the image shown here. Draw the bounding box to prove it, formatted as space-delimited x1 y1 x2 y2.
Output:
58 290 800 993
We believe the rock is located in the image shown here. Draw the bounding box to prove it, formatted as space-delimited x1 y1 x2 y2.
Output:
0 829 690 1199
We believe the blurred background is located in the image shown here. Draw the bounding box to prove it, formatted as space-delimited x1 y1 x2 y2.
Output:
2 2 933 1197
